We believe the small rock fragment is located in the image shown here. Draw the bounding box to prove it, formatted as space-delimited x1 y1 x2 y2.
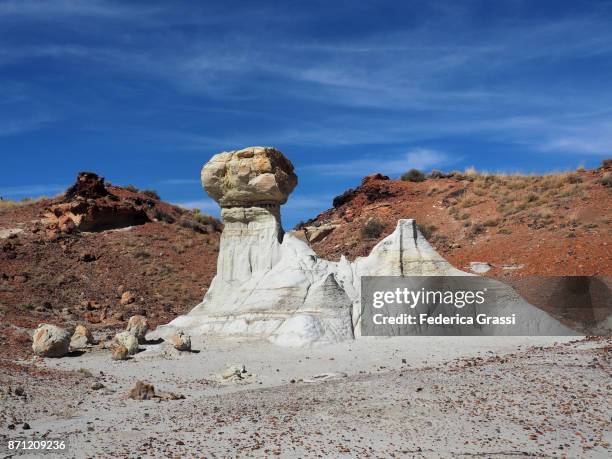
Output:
112 345 129 361
221 365 246 380
166 330 191 351
129 381 155 400
126 315 148 343
91 381 104 390
70 324 94 350
120 291 135 305
114 332 139 355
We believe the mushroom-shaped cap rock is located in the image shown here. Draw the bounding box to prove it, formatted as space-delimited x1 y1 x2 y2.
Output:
201 146 298 206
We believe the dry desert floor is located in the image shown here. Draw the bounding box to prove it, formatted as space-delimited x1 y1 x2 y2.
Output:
1 336 610 458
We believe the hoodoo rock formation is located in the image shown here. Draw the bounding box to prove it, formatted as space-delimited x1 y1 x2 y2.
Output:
154 147 574 346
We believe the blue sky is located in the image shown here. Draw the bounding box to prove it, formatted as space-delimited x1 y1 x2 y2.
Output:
1 0 611 227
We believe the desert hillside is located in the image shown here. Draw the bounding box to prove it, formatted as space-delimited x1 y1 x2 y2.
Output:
296 162 612 331
0 173 221 358
297 162 612 277
2 163 611 358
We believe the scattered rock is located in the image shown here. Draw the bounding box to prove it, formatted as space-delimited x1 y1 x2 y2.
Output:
112 345 129 361
469 262 491 273
91 381 104 390
58 214 77 233
126 315 148 343
32 324 71 358
158 391 185 401
220 364 252 382
70 324 94 350
83 311 102 324
14 386 25 397
22 422 31 430
120 291 135 306
303 372 348 383
166 330 191 351
304 224 338 243
114 331 139 355
0 228 24 239
128 381 155 400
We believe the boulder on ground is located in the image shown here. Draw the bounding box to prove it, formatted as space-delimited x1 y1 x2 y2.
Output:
112 345 129 361
114 331 139 355
126 315 148 343
32 324 71 358
166 330 191 351
70 324 94 350
128 381 155 400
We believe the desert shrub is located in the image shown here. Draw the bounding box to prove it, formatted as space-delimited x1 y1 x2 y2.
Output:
534 208 554 219
0 197 45 214
125 184 139 193
134 250 151 259
463 166 478 179
458 196 478 208
498 227 512 235
432 234 448 244
459 212 470 220
566 174 582 184
600 173 612 187
333 188 356 208
483 218 499 227
142 189 160 200
179 219 203 233
525 193 538 203
428 169 445 179
602 159 612 168
417 224 437 240
401 168 425 182
472 186 486 197
469 223 485 238
192 209 214 225
361 219 385 239
154 208 175 224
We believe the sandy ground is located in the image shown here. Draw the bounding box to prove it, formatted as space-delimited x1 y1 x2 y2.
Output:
1 336 610 458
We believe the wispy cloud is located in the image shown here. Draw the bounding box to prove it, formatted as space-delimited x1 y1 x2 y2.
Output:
305 149 455 177
0 114 58 137
1 0 612 169
0 0 151 19
0 184 66 198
